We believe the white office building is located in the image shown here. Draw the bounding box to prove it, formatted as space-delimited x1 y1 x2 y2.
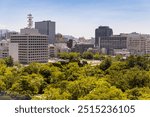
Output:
9 14 49 64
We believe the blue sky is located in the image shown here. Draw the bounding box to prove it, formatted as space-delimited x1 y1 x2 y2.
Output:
0 0 150 38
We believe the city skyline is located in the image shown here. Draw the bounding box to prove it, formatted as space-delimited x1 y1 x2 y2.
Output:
0 0 150 38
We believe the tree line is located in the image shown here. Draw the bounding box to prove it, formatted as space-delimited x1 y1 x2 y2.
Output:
0 54 150 100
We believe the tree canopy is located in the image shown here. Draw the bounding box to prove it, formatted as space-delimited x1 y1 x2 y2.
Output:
0 54 150 100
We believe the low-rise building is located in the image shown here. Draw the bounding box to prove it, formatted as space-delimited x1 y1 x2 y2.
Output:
48 44 57 58
72 43 94 53
114 49 130 57
99 35 127 55
0 39 9 58
121 33 150 55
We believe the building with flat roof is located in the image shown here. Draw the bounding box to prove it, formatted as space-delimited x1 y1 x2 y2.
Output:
72 43 94 53
9 14 48 64
121 33 150 55
99 36 127 55
35 20 55 44
0 39 9 58
95 26 113 47
48 44 57 58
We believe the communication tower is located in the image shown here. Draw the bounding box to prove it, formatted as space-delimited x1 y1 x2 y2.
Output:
27 14 33 28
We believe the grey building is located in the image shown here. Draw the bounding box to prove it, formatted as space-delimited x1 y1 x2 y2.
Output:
72 43 94 53
35 20 55 44
95 26 113 47
99 36 127 55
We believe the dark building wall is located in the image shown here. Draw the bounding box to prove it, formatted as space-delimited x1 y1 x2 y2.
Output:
100 36 127 55
95 26 113 47
72 44 94 53
35 21 55 44
67 39 73 48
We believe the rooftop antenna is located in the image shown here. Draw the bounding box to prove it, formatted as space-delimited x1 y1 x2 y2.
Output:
27 14 33 28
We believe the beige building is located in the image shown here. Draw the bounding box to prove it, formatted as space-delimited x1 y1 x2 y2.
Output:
121 33 150 55
48 44 57 58
0 39 9 58
9 14 48 64
10 28 48 64
146 39 150 54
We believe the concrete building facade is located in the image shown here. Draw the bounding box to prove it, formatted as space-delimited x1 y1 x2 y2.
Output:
99 36 127 55
10 28 48 64
48 44 57 58
95 26 113 47
146 39 150 54
72 43 94 53
35 21 55 44
121 33 150 55
0 39 9 58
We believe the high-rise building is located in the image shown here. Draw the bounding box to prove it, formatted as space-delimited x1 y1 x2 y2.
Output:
95 26 113 47
9 14 48 64
35 20 55 44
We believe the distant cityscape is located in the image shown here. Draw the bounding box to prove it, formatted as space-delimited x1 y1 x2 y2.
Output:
0 14 150 64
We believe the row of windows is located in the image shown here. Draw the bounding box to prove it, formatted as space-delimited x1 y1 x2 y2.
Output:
19 56 48 58
12 35 47 37
11 39 47 42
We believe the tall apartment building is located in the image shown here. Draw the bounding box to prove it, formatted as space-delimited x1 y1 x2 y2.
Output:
99 36 127 55
9 14 48 64
95 26 113 47
35 20 55 44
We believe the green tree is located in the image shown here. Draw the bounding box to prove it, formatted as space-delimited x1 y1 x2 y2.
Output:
93 53 100 60
4 56 14 67
58 52 69 59
23 62 41 74
58 52 80 62
126 87 150 100
68 52 80 62
67 77 97 100
108 67 150 91
126 55 149 70
39 65 51 78
82 51 93 60
10 74 44 97
2 67 20 90
62 62 81 81
0 79 6 92
81 79 127 100
32 87 71 100
99 57 112 71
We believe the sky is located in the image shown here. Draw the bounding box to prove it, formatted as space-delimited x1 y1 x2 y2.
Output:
0 0 150 38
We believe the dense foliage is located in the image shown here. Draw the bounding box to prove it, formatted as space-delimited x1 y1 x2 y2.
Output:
1 54 150 100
